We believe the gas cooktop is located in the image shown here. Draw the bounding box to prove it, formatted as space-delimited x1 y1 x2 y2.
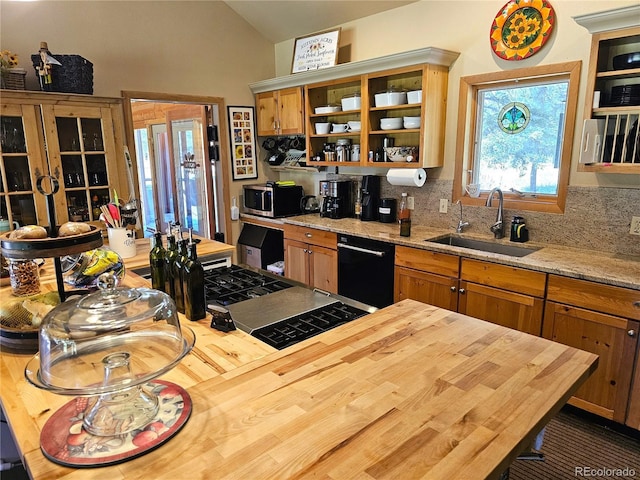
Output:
203 265 374 349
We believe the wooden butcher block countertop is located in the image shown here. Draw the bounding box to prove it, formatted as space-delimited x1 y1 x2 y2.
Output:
8 295 597 480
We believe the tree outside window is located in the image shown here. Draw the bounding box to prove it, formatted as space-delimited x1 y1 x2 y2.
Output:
454 61 581 213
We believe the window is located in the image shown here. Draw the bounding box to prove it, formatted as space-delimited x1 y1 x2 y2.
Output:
454 61 581 213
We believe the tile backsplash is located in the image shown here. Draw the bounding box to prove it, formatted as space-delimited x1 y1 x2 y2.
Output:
329 174 640 257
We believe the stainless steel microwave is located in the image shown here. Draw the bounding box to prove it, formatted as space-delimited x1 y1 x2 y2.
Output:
243 184 304 218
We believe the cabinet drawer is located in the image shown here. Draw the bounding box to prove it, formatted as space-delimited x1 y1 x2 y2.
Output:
547 275 640 320
395 245 459 277
283 224 336 249
461 258 546 298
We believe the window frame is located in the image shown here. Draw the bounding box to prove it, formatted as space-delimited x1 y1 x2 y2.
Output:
453 61 581 213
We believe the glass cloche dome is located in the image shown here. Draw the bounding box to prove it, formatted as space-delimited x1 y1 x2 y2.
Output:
25 273 195 436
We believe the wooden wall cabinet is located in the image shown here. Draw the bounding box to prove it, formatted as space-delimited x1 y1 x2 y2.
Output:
283 224 337 293
577 18 640 172
1 91 128 228
305 64 448 168
394 247 545 336
256 87 304 137
543 275 640 423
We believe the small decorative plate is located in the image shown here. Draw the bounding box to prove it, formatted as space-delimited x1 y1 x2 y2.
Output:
490 0 555 61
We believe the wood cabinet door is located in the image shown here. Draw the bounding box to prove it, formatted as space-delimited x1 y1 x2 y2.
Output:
256 91 278 136
626 343 640 429
394 266 458 311
543 301 638 423
309 244 338 293
277 87 304 135
458 281 544 336
284 239 310 286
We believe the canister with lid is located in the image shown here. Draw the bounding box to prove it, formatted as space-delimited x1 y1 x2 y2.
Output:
336 138 351 162
351 144 360 162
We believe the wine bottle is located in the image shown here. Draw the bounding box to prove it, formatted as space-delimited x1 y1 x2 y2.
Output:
173 238 188 313
399 192 411 237
184 241 206 321
149 231 166 292
164 230 178 300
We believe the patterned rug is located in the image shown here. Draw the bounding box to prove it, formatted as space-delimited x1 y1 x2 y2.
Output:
509 406 640 480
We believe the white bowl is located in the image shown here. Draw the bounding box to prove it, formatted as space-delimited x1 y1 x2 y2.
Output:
347 121 361 131
380 117 403 130
384 146 418 162
341 94 361 111
375 91 407 108
403 116 421 129
407 90 422 104
315 122 331 134
315 105 342 114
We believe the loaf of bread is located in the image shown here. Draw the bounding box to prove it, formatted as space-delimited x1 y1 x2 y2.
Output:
9 225 47 239
59 222 91 237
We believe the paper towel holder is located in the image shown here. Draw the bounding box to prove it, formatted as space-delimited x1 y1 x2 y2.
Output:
386 168 427 187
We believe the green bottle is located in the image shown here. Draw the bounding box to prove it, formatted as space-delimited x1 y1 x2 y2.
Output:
149 231 165 292
184 241 206 321
173 238 188 313
164 232 178 300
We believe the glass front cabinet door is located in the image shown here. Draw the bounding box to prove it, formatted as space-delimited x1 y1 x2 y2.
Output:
0 92 127 230
0 103 48 228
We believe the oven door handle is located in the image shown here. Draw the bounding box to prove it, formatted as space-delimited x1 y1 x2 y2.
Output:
337 243 386 257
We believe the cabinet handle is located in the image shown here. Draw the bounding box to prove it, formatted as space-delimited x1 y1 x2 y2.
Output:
303 248 308 254
459 288 466 295
305 232 312 238
628 330 636 337
633 301 640 309
308 249 313 255
450 286 456 292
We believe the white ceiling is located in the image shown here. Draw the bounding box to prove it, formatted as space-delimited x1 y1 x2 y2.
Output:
222 0 420 43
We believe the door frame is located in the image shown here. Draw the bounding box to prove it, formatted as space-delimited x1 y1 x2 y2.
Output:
121 91 231 240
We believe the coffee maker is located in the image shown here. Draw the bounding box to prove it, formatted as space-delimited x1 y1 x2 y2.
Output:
360 175 380 221
320 180 353 219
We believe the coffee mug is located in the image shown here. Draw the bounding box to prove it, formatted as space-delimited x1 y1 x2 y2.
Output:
0 219 19 233
465 183 481 198
331 124 348 133
315 122 331 135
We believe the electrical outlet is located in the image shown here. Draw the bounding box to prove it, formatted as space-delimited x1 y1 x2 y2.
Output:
407 196 415 210
631 216 640 235
439 199 448 214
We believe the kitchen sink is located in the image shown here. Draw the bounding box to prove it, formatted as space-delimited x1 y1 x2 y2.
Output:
425 234 540 257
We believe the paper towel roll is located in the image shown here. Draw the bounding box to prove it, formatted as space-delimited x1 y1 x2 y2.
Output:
386 168 427 187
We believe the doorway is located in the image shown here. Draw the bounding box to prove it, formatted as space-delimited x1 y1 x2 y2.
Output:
122 92 231 240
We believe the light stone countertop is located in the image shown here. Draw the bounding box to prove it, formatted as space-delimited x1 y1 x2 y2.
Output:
243 214 640 291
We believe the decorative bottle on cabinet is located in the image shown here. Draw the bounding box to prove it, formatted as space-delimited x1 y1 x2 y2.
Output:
399 193 411 237
149 230 166 292
184 241 206 321
164 226 178 300
173 237 188 313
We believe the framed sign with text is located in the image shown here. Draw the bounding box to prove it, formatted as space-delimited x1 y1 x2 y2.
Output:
291 28 341 74
227 106 258 180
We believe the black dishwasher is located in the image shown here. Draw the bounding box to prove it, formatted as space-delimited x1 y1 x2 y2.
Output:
337 234 395 309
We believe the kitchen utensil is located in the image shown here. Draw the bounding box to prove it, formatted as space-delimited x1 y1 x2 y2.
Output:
407 89 422 104
384 146 418 162
380 118 403 130
403 116 421 129
341 93 361 111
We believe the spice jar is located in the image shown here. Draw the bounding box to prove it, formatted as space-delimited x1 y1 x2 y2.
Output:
9 258 41 296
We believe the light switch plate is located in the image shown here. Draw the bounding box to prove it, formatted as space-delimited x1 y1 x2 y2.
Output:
631 216 640 235
407 197 414 210
439 199 448 214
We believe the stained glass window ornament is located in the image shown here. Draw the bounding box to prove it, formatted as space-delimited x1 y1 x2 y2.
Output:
498 101 530 134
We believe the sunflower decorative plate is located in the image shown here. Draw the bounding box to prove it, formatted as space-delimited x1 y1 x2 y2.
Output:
490 0 555 61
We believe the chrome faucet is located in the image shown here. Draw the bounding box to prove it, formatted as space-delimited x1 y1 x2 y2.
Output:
486 187 504 239
456 200 469 233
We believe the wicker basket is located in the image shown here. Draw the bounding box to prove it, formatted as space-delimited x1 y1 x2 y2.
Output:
1 68 26 90
31 54 93 95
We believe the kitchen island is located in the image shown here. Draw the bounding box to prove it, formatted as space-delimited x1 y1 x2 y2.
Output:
0 238 598 479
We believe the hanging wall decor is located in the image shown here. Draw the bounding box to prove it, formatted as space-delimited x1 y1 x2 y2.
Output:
498 101 531 133
227 106 258 180
490 0 555 61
